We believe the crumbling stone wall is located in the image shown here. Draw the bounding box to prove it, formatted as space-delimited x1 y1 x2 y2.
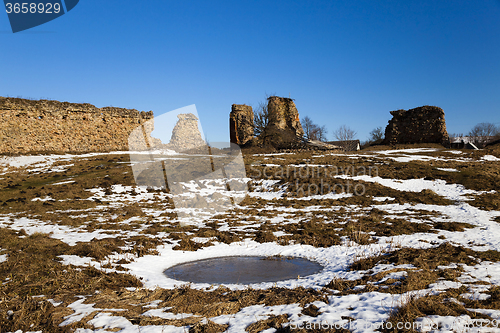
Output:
0 97 156 154
229 104 254 146
383 105 450 145
260 96 304 148
166 113 206 151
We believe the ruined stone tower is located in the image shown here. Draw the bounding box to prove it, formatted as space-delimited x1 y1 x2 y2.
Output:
229 104 254 146
168 113 206 151
383 106 450 145
260 96 304 148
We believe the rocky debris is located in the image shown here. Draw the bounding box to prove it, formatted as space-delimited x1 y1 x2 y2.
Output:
383 105 450 146
260 96 305 149
0 97 156 154
167 113 207 152
229 104 254 145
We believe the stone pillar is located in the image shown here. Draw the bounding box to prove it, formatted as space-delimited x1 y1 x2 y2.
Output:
260 96 304 148
229 104 254 145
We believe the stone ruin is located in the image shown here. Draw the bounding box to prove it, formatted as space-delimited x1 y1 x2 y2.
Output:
229 104 254 146
0 97 156 154
230 96 305 149
0 97 211 154
166 113 206 152
383 105 450 146
262 96 304 147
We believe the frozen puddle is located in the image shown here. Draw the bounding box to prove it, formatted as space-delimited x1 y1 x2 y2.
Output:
164 256 323 284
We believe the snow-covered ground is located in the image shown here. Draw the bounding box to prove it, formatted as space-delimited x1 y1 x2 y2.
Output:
1 148 500 332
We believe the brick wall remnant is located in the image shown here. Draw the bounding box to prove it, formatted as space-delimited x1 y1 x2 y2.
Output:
166 113 206 152
0 97 158 154
229 104 254 146
260 96 304 148
383 105 450 145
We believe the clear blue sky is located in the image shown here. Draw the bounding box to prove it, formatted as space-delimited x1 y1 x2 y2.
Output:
1 0 500 142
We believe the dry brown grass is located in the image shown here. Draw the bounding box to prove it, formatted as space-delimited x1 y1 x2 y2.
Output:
350 243 500 273
246 314 289 332
1 146 499 330
189 320 229 333
382 288 492 333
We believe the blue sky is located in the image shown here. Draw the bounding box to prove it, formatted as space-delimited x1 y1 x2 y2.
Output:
1 0 500 142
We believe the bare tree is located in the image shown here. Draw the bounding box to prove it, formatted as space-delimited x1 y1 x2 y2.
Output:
301 116 328 142
468 122 499 147
302 116 316 140
369 126 384 142
316 125 328 142
361 126 384 148
253 101 269 136
333 125 357 142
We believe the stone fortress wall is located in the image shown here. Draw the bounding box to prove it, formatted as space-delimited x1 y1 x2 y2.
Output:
0 97 155 154
1 96 453 155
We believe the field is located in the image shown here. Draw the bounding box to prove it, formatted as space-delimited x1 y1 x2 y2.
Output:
1 144 500 333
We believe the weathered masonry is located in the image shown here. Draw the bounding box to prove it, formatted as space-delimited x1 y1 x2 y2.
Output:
384 105 450 146
0 97 155 154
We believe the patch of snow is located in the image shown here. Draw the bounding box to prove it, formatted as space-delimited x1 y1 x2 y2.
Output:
482 155 500 161
273 231 292 237
293 192 353 201
31 196 54 202
51 180 76 185
211 304 301 333
0 216 118 246
336 175 492 201
375 202 500 252
460 292 491 301
376 270 407 284
191 237 214 243
58 255 100 268
74 312 188 333
142 300 162 308
142 308 196 320
377 148 440 155
459 262 500 285
253 153 294 157
468 308 500 319
47 299 63 307
372 197 395 202
436 167 459 172
428 280 462 291
60 298 102 326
